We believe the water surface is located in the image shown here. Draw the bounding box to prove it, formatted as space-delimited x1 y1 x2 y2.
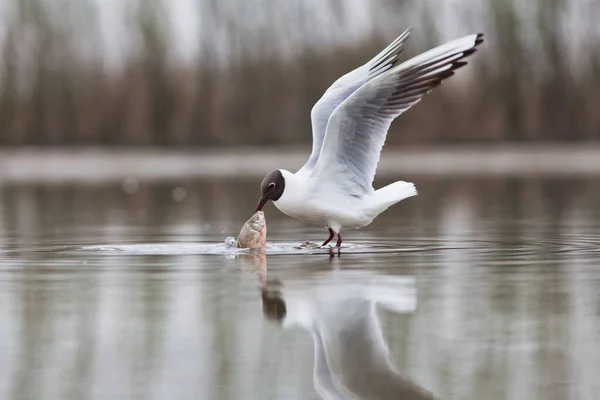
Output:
0 176 599 399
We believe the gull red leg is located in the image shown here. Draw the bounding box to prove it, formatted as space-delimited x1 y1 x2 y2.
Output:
335 234 342 247
322 228 335 247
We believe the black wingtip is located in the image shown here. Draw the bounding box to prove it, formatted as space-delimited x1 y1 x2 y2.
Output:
440 70 455 81
463 48 477 57
453 61 469 70
475 33 484 46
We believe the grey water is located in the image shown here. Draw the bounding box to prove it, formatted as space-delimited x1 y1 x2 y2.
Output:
1 175 599 400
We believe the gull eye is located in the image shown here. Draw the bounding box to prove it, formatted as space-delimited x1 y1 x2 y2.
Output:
268 182 276 189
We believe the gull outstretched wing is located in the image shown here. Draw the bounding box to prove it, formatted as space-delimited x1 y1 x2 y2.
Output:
298 28 412 175
312 34 484 195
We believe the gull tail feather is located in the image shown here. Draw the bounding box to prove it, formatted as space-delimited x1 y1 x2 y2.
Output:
371 181 418 214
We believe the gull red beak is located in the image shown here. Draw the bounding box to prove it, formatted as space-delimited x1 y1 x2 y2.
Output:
255 197 267 212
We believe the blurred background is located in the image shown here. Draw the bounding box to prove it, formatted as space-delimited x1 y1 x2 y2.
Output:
2 2 600 400
0 0 599 147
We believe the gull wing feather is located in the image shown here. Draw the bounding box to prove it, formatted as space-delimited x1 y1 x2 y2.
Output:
297 28 411 174
312 34 484 195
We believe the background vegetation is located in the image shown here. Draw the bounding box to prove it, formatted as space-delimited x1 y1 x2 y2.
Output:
0 0 598 147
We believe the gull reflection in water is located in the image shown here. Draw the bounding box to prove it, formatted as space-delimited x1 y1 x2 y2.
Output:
259 264 435 400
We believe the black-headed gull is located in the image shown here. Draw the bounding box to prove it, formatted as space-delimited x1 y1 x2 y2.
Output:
255 29 484 247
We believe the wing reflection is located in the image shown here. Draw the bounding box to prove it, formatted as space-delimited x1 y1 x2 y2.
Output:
260 266 435 400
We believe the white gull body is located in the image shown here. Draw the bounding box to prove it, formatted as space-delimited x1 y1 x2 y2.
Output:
257 29 484 245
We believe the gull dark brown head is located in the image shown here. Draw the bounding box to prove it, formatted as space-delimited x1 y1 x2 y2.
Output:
255 170 285 212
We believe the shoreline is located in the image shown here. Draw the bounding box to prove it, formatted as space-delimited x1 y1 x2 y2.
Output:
1 145 600 183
